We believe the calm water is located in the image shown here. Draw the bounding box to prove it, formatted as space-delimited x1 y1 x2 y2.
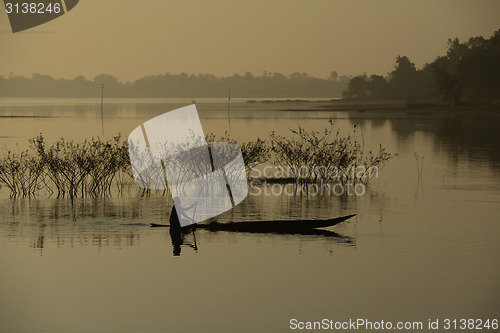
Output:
0 99 499 332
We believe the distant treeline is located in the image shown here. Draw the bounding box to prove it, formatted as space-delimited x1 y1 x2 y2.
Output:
343 29 500 105
0 71 350 98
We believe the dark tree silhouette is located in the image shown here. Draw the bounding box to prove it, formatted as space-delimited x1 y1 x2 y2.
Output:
343 29 500 105
390 56 418 99
429 31 500 104
343 75 370 98
369 74 390 99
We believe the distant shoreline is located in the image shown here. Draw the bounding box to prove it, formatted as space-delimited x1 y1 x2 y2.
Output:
246 98 500 115
1 97 498 115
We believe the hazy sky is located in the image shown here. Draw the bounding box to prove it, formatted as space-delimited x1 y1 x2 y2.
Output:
1 0 499 81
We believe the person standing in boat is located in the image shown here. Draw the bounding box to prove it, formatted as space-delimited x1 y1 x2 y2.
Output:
169 197 197 228
169 197 197 256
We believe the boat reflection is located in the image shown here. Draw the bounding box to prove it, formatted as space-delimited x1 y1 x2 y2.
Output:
167 225 354 256
0 197 356 256
201 227 354 244
169 226 198 256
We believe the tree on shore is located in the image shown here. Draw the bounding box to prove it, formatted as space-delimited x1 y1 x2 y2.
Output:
343 29 500 104
342 75 370 98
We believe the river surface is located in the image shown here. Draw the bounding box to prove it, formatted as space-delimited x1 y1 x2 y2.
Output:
0 98 499 332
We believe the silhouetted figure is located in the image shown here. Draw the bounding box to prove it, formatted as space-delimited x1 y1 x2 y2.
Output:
170 197 196 226
169 197 197 256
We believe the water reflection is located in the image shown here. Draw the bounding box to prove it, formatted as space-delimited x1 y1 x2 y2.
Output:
0 195 357 255
2 100 500 333
169 226 198 256
203 227 353 242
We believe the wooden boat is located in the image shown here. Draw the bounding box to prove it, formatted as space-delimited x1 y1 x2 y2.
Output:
150 214 355 233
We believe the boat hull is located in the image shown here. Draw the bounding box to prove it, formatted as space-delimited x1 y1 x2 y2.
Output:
150 214 355 232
